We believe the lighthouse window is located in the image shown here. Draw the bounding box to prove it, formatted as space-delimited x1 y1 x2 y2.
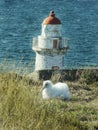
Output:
52 66 59 70
53 40 58 48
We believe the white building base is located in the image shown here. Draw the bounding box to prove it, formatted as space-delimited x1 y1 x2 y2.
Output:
35 52 65 71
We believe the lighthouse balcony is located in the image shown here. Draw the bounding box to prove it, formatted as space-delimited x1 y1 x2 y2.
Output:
32 37 69 52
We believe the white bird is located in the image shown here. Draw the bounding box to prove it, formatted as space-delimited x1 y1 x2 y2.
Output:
42 80 71 100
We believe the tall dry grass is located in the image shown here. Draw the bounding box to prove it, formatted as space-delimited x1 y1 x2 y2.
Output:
0 70 98 130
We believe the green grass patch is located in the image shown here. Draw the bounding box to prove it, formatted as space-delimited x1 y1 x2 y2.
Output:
0 72 98 130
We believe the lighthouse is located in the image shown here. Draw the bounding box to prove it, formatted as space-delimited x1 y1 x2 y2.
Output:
32 11 69 79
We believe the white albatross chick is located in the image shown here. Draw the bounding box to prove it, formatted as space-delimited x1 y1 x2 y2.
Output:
42 80 71 100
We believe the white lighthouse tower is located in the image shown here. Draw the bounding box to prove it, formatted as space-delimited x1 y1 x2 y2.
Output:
32 11 69 73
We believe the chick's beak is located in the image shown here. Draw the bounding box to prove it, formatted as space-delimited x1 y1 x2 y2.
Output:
41 82 48 92
40 86 45 92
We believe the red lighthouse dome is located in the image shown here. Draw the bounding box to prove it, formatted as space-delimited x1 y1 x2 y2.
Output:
42 11 61 25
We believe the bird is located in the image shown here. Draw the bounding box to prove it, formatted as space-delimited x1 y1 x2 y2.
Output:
42 80 71 100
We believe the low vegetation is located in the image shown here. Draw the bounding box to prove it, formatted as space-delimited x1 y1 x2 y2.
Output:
0 70 98 130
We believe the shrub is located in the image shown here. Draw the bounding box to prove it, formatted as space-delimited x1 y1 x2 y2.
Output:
80 69 98 84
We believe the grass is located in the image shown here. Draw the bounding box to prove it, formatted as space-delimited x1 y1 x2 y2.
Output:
0 71 98 130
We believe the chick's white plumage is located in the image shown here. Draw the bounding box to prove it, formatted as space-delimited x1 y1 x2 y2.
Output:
42 80 71 100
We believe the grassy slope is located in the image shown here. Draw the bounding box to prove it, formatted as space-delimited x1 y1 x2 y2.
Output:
0 72 98 130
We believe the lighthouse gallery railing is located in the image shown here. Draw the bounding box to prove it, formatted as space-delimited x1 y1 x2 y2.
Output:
33 37 68 50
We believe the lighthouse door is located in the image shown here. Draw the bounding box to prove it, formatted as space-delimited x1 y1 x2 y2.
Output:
53 40 57 48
